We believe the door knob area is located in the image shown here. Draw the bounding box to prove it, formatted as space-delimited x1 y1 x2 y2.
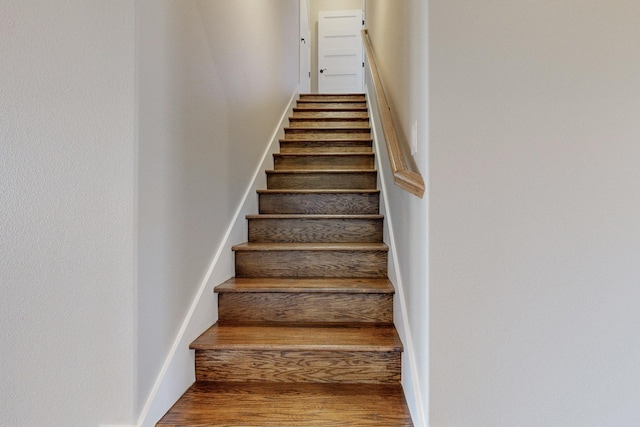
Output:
320 69 327 74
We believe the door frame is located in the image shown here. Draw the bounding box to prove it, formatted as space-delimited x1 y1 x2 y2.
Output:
299 0 311 93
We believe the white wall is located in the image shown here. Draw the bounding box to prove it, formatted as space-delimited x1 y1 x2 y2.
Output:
309 0 362 92
0 1 136 426
136 0 299 421
430 1 640 426
364 1 429 425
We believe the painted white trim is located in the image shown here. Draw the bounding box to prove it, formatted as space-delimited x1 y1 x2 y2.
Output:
136 88 300 427
365 83 427 427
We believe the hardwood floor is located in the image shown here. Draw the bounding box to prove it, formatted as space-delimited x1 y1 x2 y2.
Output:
157 94 413 426
158 382 413 427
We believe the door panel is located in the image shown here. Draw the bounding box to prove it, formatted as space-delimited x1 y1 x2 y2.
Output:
318 10 363 94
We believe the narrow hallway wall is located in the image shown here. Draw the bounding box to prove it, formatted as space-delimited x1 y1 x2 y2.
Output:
364 1 429 425
136 0 299 418
1 1 136 425
430 1 640 425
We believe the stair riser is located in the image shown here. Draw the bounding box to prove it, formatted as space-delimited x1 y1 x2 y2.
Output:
259 193 380 215
267 172 377 190
291 112 369 120
285 129 371 137
248 218 383 243
279 140 372 153
274 155 374 170
218 293 393 323
195 350 400 384
287 122 370 129
235 250 388 278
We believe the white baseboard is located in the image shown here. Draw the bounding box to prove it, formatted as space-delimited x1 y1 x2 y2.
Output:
136 88 300 427
365 83 428 427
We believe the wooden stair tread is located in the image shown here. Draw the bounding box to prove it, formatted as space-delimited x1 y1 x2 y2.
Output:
285 126 370 131
266 168 376 174
274 152 374 157
280 136 372 142
232 242 388 252
246 214 383 219
190 323 403 352
287 121 371 129
296 103 367 106
297 99 365 104
300 93 365 99
283 134 372 141
258 189 379 194
215 277 394 294
157 382 413 427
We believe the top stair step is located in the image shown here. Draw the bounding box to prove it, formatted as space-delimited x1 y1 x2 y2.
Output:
299 94 366 102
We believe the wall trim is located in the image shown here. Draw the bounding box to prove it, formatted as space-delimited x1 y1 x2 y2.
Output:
136 87 300 427
366 83 427 427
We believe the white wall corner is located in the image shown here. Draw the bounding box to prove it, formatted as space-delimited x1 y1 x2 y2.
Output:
136 88 300 427
365 83 428 427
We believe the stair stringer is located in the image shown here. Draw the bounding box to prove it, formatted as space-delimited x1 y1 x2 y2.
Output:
137 88 299 427
366 83 428 427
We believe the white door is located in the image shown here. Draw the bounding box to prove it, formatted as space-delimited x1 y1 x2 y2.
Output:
318 10 364 94
299 0 311 93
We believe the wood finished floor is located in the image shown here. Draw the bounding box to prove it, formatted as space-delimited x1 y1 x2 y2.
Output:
158 382 413 427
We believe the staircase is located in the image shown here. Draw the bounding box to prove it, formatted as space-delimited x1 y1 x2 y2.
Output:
157 94 414 426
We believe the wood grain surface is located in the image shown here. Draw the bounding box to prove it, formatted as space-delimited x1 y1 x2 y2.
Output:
258 189 380 215
279 139 373 153
195 350 400 383
291 110 369 120
218 292 393 323
266 170 377 190
190 323 403 352
157 382 413 426
294 102 368 109
233 243 388 278
157 93 414 426
299 94 366 102
215 277 395 293
247 214 383 243
274 153 375 170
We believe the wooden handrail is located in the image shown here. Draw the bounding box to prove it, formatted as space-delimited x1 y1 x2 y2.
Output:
361 29 425 198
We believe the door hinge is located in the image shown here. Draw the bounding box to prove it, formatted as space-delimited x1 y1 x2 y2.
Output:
362 20 365 26
362 62 365 67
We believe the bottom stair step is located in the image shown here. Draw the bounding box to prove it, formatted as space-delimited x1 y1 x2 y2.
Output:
156 382 414 426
